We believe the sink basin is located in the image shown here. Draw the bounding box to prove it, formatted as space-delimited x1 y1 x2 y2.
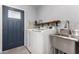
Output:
56 33 71 37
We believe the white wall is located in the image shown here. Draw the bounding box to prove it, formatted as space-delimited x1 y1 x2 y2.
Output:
0 5 2 53
0 5 37 52
38 5 79 29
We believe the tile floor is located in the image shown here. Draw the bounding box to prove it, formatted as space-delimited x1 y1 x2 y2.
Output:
3 46 30 54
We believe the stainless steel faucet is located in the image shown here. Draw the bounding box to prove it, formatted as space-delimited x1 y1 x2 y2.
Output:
64 20 71 34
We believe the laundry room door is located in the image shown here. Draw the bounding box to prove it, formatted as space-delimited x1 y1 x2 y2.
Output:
2 6 24 51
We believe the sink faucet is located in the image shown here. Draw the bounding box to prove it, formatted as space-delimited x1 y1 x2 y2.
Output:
64 20 71 34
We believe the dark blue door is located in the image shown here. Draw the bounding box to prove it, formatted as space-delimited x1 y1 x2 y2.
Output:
3 6 24 51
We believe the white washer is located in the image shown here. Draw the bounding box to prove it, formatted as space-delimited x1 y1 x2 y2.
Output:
26 29 56 54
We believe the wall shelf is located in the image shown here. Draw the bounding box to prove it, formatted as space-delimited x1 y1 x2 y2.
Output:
35 20 61 26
